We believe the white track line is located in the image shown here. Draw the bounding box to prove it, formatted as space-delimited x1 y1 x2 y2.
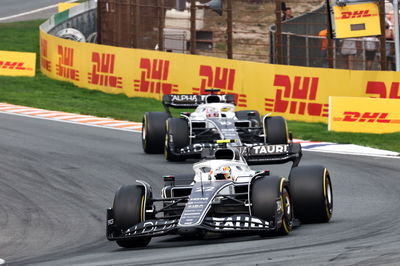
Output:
0 0 78 21
0 110 142 133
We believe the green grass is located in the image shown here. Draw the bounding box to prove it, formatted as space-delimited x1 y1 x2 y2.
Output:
287 121 400 153
0 20 399 152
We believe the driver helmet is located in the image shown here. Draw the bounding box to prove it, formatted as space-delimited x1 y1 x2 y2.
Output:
212 166 232 180
206 107 220 118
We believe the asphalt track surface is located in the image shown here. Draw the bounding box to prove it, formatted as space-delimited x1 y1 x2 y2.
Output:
0 0 75 22
1 112 400 266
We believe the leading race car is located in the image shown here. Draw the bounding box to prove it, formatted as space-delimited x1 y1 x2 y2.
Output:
141 91 289 162
106 143 333 248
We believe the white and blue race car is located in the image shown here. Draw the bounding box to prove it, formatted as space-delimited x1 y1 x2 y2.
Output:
106 146 333 248
141 91 289 162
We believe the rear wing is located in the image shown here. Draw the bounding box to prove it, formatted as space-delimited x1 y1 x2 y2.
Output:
239 143 302 166
162 94 236 109
200 142 302 166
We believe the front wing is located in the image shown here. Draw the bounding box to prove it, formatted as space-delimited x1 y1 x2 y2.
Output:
106 212 279 240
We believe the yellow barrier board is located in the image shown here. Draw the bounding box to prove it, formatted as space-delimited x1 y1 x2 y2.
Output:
333 2 381 38
0 50 36 77
329 96 400 133
40 30 400 123
58 3 79 12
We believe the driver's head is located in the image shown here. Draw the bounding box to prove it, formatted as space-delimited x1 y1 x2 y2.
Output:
213 166 232 180
206 107 220 118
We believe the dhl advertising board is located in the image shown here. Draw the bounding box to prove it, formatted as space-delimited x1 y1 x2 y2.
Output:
329 97 400 133
40 30 400 123
0 50 36 77
330 1 381 39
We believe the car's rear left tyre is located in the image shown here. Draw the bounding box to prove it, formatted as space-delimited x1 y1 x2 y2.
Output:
113 185 151 248
289 165 333 223
251 176 293 236
264 116 288 144
142 112 170 154
165 118 189 162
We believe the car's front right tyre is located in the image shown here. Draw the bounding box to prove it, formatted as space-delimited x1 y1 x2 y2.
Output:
251 176 293 236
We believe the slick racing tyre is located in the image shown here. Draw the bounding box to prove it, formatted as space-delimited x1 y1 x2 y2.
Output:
251 176 293 236
113 185 151 248
165 118 189 162
142 112 170 154
289 165 333 223
235 110 261 127
264 116 289 144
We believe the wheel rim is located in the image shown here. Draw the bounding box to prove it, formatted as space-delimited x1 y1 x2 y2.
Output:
164 121 170 159
325 176 333 216
142 117 146 141
281 188 292 233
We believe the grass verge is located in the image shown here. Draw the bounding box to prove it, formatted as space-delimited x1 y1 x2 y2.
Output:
0 20 399 152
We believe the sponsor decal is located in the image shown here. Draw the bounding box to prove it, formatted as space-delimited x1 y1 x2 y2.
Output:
335 10 376 20
134 58 178 94
0 50 36 77
332 2 381 38
126 219 177 235
192 65 247 107
329 96 400 133
205 215 270 230
180 143 219 154
366 81 400 99
171 94 197 103
265 74 328 118
40 38 51 72
333 112 399 124
56 45 79 81
0 61 31 70
88 52 122 88
249 144 289 155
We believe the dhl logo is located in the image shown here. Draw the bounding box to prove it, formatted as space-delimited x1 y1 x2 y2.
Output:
88 52 122 88
192 65 247 107
366 81 400 99
333 112 400 124
335 10 377 20
56 45 79 81
40 38 51 72
265 75 328 117
133 58 178 94
0 61 32 71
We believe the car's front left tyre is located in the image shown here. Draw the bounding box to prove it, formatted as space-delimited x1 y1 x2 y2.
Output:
113 185 151 248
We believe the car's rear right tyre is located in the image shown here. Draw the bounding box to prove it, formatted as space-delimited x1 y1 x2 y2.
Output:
165 118 189 162
289 165 333 223
264 116 288 144
142 112 169 154
113 185 151 248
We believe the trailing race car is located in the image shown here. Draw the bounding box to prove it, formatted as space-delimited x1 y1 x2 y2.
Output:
106 144 333 248
141 91 289 161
